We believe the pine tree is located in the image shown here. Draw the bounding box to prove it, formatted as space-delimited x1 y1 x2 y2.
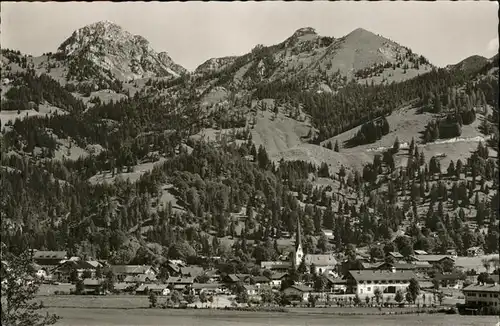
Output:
447 160 455 177
334 140 340 152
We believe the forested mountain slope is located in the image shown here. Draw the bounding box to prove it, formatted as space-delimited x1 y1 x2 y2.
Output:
1 21 498 267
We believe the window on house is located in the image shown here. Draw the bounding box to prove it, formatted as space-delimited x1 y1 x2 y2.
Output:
367 287 371 291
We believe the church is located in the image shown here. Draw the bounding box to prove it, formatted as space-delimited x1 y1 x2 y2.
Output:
293 218 338 276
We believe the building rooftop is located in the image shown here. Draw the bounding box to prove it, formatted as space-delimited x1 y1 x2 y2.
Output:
33 251 67 260
270 272 288 280
413 255 454 262
180 266 204 277
462 283 500 293
288 284 314 293
252 276 270 283
166 276 194 284
388 252 404 259
348 270 417 282
110 265 156 275
192 283 223 290
304 254 337 266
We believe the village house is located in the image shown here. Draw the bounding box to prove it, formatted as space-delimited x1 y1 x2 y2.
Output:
462 283 500 308
283 284 313 301
31 250 68 266
191 283 224 295
326 277 347 294
165 276 195 291
82 278 105 295
235 274 251 283
51 260 97 282
410 254 455 267
269 272 288 289
466 246 485 257
243 284 257 296
136 284 170 296
180 266 204 278
251 275 271 289
346 270 417 296
414 250 428 255
223 274 241 285
433 271 466 289
202 269 221 282
446 249 458 258
375 262 432 274
260 261 292 272
388 252 405 261
31 263 49 279
123 273 157 284
109 265 158 282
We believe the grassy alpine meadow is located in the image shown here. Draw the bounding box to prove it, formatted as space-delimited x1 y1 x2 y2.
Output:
47 307 499 326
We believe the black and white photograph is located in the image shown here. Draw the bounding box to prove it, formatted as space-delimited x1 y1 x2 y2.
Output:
0 1 499 325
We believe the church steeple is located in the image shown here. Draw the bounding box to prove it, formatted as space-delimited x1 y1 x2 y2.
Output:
295 217 302 251
294 217 304 268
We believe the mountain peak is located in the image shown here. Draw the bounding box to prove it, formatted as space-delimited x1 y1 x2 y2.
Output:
57 21 187 81
346 27 378 39
292 27 317 38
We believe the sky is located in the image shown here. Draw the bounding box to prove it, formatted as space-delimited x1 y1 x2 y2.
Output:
1 2 498 71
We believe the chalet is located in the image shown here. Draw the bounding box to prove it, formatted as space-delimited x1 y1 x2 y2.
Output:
243 284 257 296
321 229 334 239
136 284 170 296
388 252 404 261
235 274 251 283
165 262 181 276
113 282 135 293
326 277 347 294
191 283 223 295
411 255 455 267
304 254 338 275
51 260 97 282
223 274 241 284
109 265 157 282
283 284 313 301
412 261 433 273
180 266 204 278
462 283 500 308
32 250 68 266
446 249 458 258
32 263 49 279
166 276 194 291
202 269 221 282
466 247 484 257
82 278 105 295
346 270 417 296
376 262 431 273
251 275 271 288
123 274 157 284
360 262 384 270
434 271 465 289
260 261 292 272
269 272 288 288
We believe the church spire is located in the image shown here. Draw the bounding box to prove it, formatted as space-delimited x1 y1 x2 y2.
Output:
295 217 302 251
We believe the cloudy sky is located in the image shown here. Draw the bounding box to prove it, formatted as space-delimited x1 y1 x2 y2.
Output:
1 2 498 71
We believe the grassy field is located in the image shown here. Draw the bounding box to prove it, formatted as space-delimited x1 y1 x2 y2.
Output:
48 307 499 326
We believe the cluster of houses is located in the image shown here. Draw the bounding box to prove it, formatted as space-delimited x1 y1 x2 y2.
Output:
26 222 498 309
